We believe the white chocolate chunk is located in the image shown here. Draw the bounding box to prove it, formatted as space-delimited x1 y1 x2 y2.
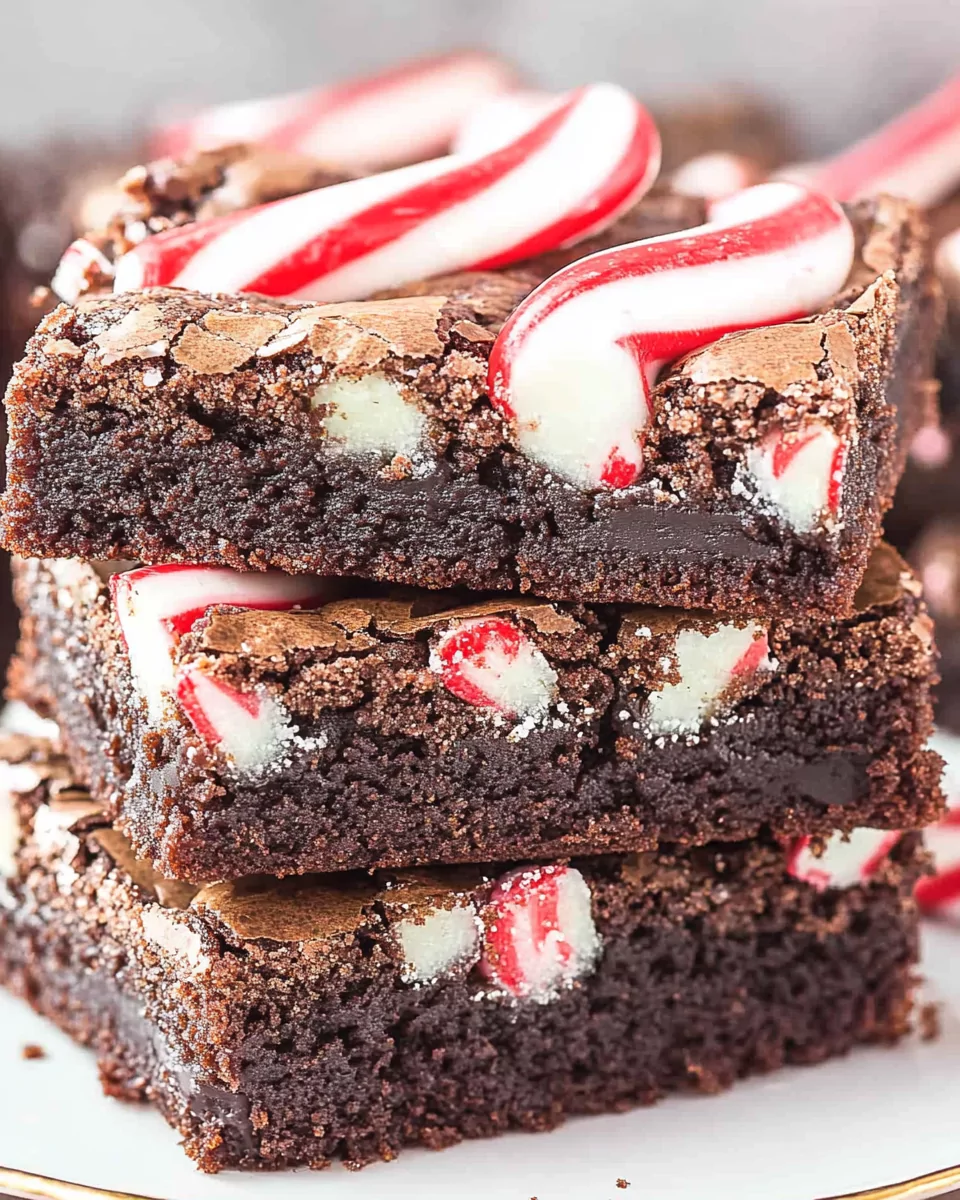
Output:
315 374 427 460
670 152 753 201
396 903 482 984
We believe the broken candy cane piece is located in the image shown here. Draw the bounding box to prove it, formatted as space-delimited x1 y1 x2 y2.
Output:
488 182 854 491
152 52 519 171
915 809 960 916
431 617 558 719
787 828 903 891
645 621 773 736
743 422 846 533
111 565 329 723
395 903 483 984
175 667 300 777
807 73 960 206
480 864 600 1000
113 83 660 302
51 237 114 303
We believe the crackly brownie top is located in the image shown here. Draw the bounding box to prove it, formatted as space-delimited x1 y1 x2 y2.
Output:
20 538 930 774
19 197 921 433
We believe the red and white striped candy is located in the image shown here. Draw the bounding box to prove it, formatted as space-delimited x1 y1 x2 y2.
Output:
431 618 558 721
111 565 328 722
743 423 846 533
175 665 299 776
805 73 960 206
113 83 661 303
480 864 600 1001
51 237 113 304
786 829 902 892
645 621 772 736
152 52 518 171
452 90 560 156
488 182 855 491
915 809 960 917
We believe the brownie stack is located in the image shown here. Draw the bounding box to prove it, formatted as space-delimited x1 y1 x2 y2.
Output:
0 116 948 1174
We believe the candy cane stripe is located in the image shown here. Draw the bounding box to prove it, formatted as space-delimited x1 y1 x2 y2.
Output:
153 51 518 171
114 83 661 304
808 73 960 206
488 182 855 494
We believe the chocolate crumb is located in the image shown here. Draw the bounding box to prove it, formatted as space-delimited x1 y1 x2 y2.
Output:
920 1002 941 1041
21 1043 46 1060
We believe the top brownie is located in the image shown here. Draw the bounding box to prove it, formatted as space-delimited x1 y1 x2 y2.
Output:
1 194 939 614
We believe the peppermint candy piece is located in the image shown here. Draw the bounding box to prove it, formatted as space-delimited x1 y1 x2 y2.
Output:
488 182 854 491
480 864 600 1001
915 810 960 916
153 52 518 171
743 422 846 533
645 621 772 736
175 666 300 777
113 83 661 303
111 565 328 722
452 90 560 156
51 237 114 304
431 618 558 719
807 73 960 206
787 829 903 891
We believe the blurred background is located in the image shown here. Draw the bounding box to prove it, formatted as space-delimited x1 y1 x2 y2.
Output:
2 0 959 153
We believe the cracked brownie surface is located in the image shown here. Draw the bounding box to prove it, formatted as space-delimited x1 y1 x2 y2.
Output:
10 544 943 880
1 196 938 614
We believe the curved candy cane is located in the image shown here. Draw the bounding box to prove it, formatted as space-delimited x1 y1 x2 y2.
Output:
152 51 518 171
113 83 661 303
487 182 855 492
805 73 960 206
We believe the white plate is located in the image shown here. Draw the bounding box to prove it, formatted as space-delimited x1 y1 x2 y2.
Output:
0 920 959 1200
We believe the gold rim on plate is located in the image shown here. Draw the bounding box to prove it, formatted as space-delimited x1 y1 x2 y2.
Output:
3 1162 960 1200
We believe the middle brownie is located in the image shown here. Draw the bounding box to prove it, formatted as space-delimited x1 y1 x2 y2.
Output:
11 543 943 881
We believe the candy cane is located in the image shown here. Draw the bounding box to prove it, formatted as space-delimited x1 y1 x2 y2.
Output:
487 182 854 493
452 90 560 156
786 829 903 891
152 51 518 171
111 564 330 723
915 809 960 917
480 864 600 1001
455 94 760 201
805 73 960 206
112 83 660 302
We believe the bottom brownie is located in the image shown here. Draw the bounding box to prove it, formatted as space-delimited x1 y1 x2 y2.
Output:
0 732 924 1174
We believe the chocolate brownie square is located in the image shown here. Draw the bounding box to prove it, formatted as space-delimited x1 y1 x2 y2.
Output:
1 196 937 616
9 543 942 880
0 731 924 1173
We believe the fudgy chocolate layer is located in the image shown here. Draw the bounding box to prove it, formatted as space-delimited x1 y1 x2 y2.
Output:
0 736 923 1173
1 197 938 615
10 545 943 880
